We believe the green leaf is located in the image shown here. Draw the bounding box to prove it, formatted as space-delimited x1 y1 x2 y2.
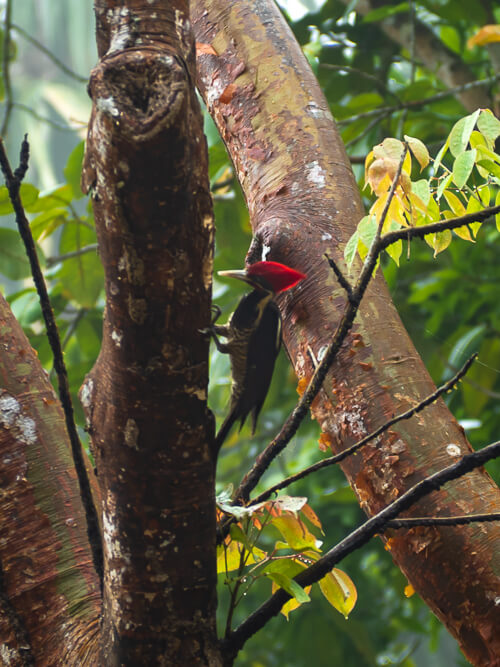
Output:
357 214 378 249
74 316 102 361
27 184 74 213
0 227 34 279
30 209 68 241
266 572 311 604
449 110 480 157
209 141 231 182
229 524 253 551
363 2 409 23
0 183 39 215
262 558 306 580
55 223 103 308
436 173 453 201
412 179 430 206
344 230 359 268
64 141 85 200
452 150 476 188
446 324 486 380
433 137 449 174
462 338 500 416
346 93 384 113
476 159 500 181
477 109 500 145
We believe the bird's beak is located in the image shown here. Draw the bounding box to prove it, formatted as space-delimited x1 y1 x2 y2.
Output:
217 269 252 286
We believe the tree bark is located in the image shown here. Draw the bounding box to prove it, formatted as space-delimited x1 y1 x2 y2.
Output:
192 2 500 665
81 1 220 664
0 292 101 666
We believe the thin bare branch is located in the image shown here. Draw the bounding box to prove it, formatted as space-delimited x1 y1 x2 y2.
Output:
337 75 500 125
379 204 500 250
249 353 476 505
11 24 88 83
224 439 500 658
384 513 500 529
46 244 98 268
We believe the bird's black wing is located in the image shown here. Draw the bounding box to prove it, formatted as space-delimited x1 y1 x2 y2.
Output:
240 299 281 433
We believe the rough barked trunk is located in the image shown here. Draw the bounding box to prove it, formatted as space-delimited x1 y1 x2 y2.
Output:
81 1 221 664
192 1 500 664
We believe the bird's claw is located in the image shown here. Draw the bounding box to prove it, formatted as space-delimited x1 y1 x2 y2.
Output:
200 304 222 336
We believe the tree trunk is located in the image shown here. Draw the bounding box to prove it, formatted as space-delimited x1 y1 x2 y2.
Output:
192 1 500 664
0 292 101 665
81 0 221 664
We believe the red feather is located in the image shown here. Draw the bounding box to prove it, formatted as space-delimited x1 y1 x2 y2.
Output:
246 261 306 293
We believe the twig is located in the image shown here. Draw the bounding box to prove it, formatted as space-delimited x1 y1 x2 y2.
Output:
249 353 476 505
223 439 500 658
11 24 88 83
1 0 13 137
324 252 353 300
46 244 98 268
336 75 500 125
344 109 392 148
61 308 87 351
0 137 103 588
12 103 84 132
384 513 500 529
379 204 500 250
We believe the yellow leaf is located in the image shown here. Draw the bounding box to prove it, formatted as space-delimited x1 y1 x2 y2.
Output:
364 150 375 182
271 514 322 551
217 540 243 573
453 226 473 242
318 431 333 451
216 540 266 574
404 135 430 170
408 191 428 215
318 568 358 619
404 583 415 598
467 25 500 48
443 190 466 216
429 229 452 256
477 185 491 207
300 503 323 531
296 376 309 396
367 158 397 194
276 585 312 620
386 238 403 265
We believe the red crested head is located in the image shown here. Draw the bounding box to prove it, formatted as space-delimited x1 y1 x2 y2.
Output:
245 261 306 293
246 262 306 294
218 261 306 293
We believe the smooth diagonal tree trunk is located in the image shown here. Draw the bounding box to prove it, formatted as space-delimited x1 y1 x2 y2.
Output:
0 291 101 666
192 2 500 664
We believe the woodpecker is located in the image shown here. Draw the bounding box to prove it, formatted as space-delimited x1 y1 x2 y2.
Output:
209 260 306 453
